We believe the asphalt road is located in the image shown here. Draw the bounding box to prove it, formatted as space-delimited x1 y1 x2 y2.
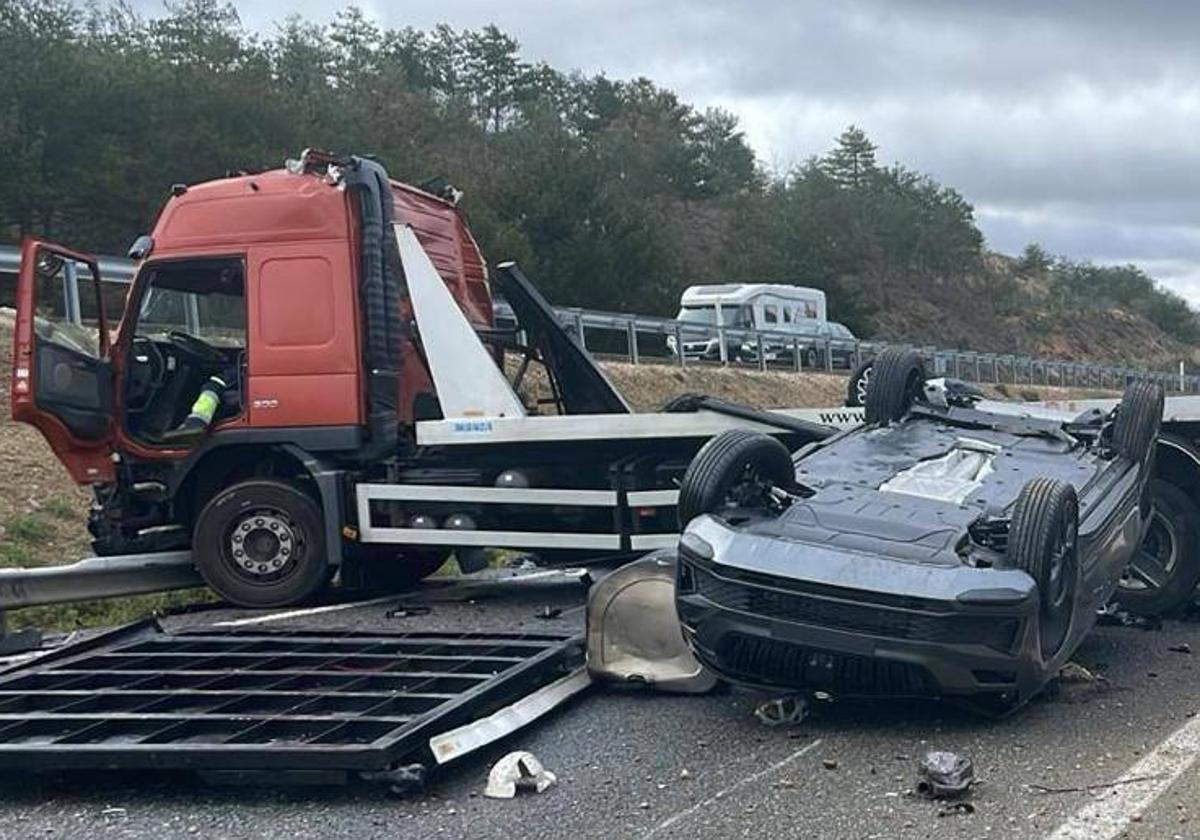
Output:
2 575 1200 840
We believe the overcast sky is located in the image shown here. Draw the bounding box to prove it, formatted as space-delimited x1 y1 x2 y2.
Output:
137 0 1200 305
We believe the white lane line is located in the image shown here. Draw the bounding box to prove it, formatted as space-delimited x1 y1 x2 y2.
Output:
1045 714 1200 840
213 594 400 627
644 738 823 838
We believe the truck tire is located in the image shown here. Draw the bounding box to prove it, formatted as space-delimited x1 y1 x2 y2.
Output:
1008 477 1080 663
193 479 330 608
1113 380 1164 466
864 348 926 425
845 359 874 407
1114 480 1200 616
678 430 793 528
344 545 450 593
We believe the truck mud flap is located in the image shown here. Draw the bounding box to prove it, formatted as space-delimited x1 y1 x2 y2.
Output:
0 620 584 773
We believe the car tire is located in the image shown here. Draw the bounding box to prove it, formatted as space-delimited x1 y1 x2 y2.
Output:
1114 479 1200 616
193 479 330 608
1008 477 1080 663
678 430 794 528
845 359 874 407
342 545 450 593
1113 379 1164 466
864 348 926 425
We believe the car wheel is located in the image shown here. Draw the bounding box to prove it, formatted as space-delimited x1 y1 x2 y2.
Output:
342 545 451 594
1113 380 1164 466
1114 480 1200 616
846 359 874 407
1009 477 1080 663
678 430 794 528
193 479 330 608
864 348 926 425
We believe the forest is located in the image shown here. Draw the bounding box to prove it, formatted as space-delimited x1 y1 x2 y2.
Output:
2 0 1197 352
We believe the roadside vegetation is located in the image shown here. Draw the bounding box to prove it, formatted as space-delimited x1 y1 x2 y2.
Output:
1 0 1196 368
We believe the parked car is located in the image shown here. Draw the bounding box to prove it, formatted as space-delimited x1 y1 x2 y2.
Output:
738 319 859 369
674 348 1186 712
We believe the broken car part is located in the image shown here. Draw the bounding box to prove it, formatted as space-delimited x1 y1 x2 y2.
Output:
484 750 557 798
586 551 717 694
0 621 583 776
916 751 975 799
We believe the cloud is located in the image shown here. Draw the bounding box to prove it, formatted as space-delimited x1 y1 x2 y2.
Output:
125 0 1200 305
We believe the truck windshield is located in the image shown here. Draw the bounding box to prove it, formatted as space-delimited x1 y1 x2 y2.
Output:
676 305 752 327
134 261 245 347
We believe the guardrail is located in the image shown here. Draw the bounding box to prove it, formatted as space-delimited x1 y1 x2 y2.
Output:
0 552 202 655
2 243 1196 392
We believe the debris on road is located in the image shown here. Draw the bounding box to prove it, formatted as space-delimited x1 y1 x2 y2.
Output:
1047 661 1110 703
384 605 432 619
484 751 557 799
1027 772 1167 795
585 552 717 693
754 695 810 727
1096 605 1163 631
360 763 427 796
915 751 974 799
535 606 563 620
1169 642 1192 654
822 759 839 771
936 801 976 817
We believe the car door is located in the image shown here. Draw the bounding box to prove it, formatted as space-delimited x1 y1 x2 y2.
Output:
10 239 116 483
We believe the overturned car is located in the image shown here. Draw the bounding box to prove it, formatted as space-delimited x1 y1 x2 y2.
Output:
674 348 1176 710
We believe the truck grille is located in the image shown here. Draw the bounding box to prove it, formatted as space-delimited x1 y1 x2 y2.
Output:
689 562 1018 651
717 633 935 696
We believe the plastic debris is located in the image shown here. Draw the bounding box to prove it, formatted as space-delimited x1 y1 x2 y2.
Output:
754 695 810 727
484 751 557 799
915 751 974 799
822 759 839 771
1096 605 1163 631
535 606 563 620
1169 643 1192 654
1057 662 1098 683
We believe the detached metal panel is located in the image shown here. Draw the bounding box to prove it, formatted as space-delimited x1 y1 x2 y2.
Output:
0 622 584 772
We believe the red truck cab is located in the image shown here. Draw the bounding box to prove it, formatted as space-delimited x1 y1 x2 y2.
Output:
11 151 490 604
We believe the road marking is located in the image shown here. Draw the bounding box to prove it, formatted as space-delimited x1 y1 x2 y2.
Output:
1045 714 1200 840
213 594 400 627
644 738 823 837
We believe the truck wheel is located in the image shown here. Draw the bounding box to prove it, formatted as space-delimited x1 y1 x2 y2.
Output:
193 479 330 608
1113 380 1164 466
1009 477 1080 663
1114 480 1200 616
864 348 926 425
678 430 793 528
344 545 450 593
845 359 874 407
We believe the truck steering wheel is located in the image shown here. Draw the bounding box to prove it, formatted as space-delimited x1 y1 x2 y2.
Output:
166 330 227 364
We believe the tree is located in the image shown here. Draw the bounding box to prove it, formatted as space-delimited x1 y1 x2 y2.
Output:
1017 243 1053 274
821 125 877 189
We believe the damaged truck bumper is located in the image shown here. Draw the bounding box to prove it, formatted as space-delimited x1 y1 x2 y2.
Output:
675 516 1047 705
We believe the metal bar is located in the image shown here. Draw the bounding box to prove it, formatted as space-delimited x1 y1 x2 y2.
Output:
0 552 199 610
361 527 622 550
357 483 617 506
626 489 680 506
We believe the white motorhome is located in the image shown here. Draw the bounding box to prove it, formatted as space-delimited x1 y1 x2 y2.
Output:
667 283 828 361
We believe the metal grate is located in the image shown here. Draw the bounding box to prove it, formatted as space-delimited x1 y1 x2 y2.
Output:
0 621 583 771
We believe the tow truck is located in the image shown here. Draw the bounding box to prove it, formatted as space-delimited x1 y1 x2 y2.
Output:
10 149 836 607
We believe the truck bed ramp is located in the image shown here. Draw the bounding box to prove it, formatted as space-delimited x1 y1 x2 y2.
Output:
0 621 584 774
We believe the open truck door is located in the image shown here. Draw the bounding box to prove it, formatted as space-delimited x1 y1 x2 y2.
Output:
10 238 116 484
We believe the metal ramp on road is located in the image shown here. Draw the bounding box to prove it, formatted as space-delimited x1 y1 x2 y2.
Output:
0 621 585 774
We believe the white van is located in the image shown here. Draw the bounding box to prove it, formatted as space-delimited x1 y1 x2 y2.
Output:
667 283 829 361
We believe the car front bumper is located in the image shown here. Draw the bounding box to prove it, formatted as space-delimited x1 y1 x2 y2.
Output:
675 516 1047 704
